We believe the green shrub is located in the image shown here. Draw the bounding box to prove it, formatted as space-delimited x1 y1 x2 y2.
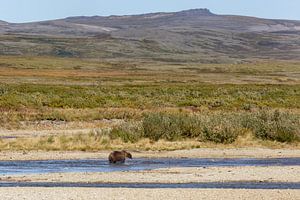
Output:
110 122 142 143
250 110 299 143
142 113 183 141
201 115 240 144
47 136 55 144
142 112 242 143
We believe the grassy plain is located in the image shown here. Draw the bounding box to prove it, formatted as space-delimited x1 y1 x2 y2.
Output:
0 56 299 151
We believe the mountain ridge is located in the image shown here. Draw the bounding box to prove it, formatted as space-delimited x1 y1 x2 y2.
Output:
1 8 300 34
3 8 300 24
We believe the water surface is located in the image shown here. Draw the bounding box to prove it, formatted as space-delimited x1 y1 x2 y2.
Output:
0 157 299 175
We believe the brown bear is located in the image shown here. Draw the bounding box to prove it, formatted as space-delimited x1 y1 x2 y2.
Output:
108 150 132 164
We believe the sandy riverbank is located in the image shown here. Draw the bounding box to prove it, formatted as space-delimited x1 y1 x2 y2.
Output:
0 188 298 200
1 166 299 183
0 148 300 161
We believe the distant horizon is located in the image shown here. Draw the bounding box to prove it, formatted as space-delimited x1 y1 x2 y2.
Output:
0 0 300 23
1 8 300 24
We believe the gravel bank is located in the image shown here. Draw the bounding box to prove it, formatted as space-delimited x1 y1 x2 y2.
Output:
1 148 300 161
2 166 299 183
0 188 298 200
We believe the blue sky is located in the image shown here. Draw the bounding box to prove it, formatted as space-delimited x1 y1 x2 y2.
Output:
0 0 299 23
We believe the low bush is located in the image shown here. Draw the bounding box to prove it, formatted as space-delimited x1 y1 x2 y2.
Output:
142 113 185 141
110 122 143 143
244 110 300 143
201 114 241 144
142 111 299 143
142 112 242 143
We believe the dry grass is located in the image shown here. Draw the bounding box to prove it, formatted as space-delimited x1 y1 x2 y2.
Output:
0 132 299 152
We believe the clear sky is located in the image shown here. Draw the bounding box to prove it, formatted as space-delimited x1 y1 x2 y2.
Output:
0 0 299 23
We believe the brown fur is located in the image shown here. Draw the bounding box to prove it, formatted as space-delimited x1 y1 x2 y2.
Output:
108 150 132 163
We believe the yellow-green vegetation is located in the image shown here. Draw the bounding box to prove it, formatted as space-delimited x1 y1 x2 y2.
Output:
116 110 300 143
0 83 299 110
0 83 299 130
0 56 299 151
0 110 299 151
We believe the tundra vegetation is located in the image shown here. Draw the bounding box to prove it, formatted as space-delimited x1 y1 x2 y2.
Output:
0 56 299 151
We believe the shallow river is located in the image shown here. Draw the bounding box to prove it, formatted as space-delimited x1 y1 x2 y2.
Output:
0 157 299 175
1 157 299 189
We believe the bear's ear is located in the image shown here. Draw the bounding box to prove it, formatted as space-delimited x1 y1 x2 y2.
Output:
127 152 132 159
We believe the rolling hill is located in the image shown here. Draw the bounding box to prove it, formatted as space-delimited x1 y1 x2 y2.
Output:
0 9 300 63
